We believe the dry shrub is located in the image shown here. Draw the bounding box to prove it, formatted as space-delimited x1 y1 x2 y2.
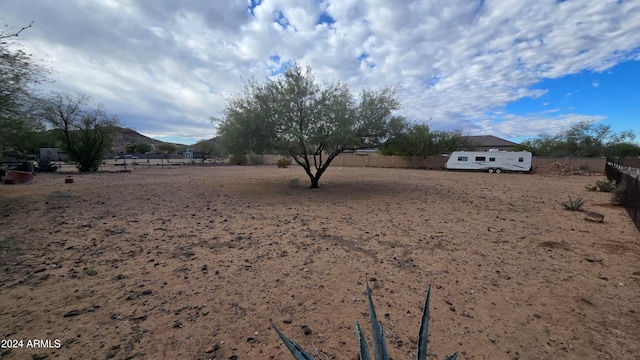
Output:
276 157 292 168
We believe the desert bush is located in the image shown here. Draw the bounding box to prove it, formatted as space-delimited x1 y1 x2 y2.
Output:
272 282 458 360
276 157 292 168
611 180 627 205
229 153 247 165
248 153 263 165
563 195 586 211
595 179 616 192
585 183 598 191
36 158 59 172
82 266 98 276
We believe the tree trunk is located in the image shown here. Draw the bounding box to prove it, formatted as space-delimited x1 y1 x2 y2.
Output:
309 176 320 188
309 167 327 188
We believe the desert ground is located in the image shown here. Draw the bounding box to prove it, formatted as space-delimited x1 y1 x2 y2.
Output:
0 165 638 360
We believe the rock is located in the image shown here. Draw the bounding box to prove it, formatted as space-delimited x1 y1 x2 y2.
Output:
584 211 604 223
205 344 219 353
63 310 82 317
301 324 312 336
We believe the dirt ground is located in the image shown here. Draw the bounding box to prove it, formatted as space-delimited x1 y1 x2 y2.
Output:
0 165 638 360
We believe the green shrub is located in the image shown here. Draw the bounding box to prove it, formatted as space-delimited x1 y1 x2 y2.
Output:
595 179 616 192
562 195 586 211
276 157 292 168
229 153 247 165
36 158 59 172
82 267 98 276
585 183 598 191
611 181 627 205
272 282 458 360
248 153 263 165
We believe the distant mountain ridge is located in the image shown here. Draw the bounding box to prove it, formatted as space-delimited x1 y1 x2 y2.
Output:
110 127 185 152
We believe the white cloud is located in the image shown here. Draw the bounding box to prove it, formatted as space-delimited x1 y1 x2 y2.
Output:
2 0 640 143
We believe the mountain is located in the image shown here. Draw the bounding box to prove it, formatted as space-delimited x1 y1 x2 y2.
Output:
110 127 185 152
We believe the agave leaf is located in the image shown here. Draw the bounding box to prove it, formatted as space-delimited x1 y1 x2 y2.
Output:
355 321 372 360
416 284 432 360
379 322 389 359
445 352 459 360
366 279 389 360
272 322 315 360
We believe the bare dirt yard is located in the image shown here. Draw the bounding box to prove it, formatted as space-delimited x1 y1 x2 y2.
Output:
1 166 639 360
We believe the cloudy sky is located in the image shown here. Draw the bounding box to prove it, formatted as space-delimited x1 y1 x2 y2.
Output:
3 0 640 145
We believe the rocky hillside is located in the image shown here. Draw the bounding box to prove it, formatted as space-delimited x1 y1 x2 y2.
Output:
110 127 183 153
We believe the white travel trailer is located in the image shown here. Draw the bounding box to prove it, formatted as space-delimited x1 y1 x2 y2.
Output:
445 150 532 173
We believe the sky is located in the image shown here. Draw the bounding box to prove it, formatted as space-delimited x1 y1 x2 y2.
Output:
3 0 640 145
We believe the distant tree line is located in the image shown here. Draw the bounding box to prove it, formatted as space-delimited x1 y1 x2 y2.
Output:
514 121 640 158
378 123 463 157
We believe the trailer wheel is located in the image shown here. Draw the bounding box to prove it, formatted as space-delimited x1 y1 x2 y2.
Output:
488 168 494 173
495 168 502 174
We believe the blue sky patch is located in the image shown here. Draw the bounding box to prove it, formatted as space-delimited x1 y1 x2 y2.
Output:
274 10 290 28
316 11 335 26
505 61 640 135
248 0 262 16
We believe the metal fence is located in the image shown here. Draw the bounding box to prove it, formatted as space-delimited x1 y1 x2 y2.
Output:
606 161 640 233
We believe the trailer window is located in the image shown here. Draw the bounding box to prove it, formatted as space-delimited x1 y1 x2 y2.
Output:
475 156 486 161
489 157 495 162
457 156 468 161
518 157 524 162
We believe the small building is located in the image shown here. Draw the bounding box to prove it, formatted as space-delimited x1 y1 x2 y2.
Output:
183 148 208 161
458 135 518 152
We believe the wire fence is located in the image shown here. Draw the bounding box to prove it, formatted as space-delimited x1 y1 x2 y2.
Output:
606 160 640 233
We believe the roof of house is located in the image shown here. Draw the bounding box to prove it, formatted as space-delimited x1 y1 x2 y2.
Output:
461 135 518 147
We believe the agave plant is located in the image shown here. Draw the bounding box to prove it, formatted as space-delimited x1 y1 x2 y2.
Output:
272 282 459 360
562 195 586 211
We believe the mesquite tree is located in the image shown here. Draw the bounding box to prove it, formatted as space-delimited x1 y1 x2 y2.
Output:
215 64 402 188
43 92 118 172
0 22 49 160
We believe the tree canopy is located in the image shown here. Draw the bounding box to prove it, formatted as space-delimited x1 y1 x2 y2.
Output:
125 142 152 154
191 139 225 157
215 64 402 188
157 143 177 155
0 22 50 160
43 92 119 172
379 120 462 156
